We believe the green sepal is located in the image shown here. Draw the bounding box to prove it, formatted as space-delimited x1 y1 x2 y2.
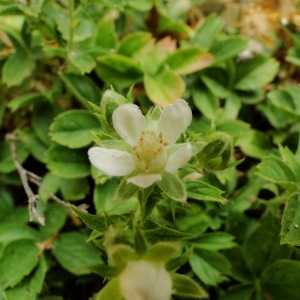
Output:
94 278 122 300
171 272 208 299
100 89 128 132
109 244 137 267
87 264 120 278
143 242 180 263
166 247 193 271
197 131 233 171
157 172 187 202
114 179 140 202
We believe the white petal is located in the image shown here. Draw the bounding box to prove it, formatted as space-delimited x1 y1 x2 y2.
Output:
127 173 162 188
88 147 136 176
112 103 146 146
157 99 192 144
119 260 172 300
165 143 192 173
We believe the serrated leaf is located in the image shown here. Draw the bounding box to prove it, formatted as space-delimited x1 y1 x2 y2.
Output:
256 156 296 186
144 224 197 244
186 181 227 204
262 260 300 299
0 240 40 289
243 216 292 277
72 206 131 233
68 51 96 75
280 193 300 246
193 232 236 250
189 249 231 286
171 273 208 299
52 232 103 275
4 255 47 300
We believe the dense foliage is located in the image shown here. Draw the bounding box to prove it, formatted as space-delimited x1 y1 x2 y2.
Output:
1 0 300 299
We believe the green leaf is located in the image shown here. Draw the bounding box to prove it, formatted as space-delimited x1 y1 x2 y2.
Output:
237 129 271 159
157 172 186 202
144 223 197 244
87 264 119 278
96 54 143 89
193 232 236 251
219 284 255 300
191 14 224 48
0 140 29 173
18 128 48 163
50 110 100 148
166 247 193 271
280 193 300 246
262 260 300 299
243 216 292 277
144 70 185 107
38 172 60 202
72 205 131 233
2 51 34 87
96 19 117 50
186 181 227 204
171 273 208 299
0 187 13 219
60 72 101 106
0 240 39 289
256 156 296 186
32 102 56 146
52 232 103 275
68 50 96 75
95 278 122 300
8 93 46 112
210 37 248 63
192 84 219 119
0 223 38 247
189 248 231 286
4 255 47 300
118 32 152 57
60 177 90 201
94 180 138 214
163 47 214 75
38 202 67 239
46 144 90 178
234 56 279 90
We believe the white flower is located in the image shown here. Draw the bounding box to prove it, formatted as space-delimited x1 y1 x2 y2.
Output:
88 99 192 189
119 259 172 300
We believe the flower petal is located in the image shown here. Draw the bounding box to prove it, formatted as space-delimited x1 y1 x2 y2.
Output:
88 147 136 176
165 143 192 173
127 173 162 188
119 260 172 300
157 99 192 144
113 103 146 146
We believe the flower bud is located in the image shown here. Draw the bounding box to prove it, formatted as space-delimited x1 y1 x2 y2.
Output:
197 132 233 172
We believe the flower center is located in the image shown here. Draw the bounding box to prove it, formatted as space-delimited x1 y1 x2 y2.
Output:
132 130 168 173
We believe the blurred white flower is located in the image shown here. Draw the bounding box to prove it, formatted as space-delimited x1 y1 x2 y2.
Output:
88 99 192 188
119 259 172 300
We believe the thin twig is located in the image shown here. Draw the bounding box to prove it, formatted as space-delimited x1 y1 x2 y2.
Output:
6 133 45 225
6 132 89 226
